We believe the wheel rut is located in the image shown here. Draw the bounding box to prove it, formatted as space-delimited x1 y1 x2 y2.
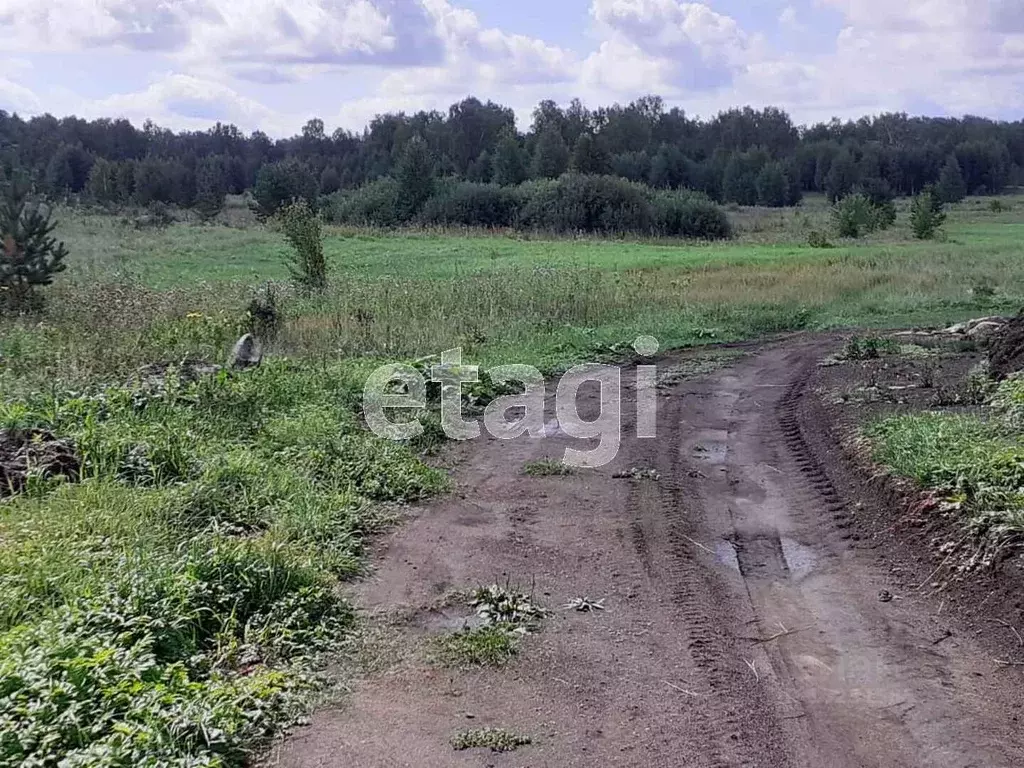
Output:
670 338 1024 768
274 337 1024 768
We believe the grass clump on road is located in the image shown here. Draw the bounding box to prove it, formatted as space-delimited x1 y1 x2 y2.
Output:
432 625 521 668
451 727 532 752
523 458 574 476
432 583 546 669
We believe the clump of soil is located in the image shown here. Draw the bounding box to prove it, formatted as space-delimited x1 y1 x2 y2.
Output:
988 311 1024 380
0 428 80 497
133 359 223 392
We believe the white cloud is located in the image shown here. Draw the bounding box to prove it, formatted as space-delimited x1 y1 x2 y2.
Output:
811 0 1024 115
84 73 294 133
1 0 1023 134
583 1 756 95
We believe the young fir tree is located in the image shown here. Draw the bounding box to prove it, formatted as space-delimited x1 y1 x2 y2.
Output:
0 178 70 310
195 156 227 222
937 155 968 204
395 137 436 217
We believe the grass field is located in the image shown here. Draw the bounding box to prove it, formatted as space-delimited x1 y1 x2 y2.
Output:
1 193 1023 765
60 194 1023 285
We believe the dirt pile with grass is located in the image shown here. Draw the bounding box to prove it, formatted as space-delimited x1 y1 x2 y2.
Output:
989 310 1024 379
0 427 79 497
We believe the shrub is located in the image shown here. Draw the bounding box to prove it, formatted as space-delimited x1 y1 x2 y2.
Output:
327 178 404 228
247 283 284 342
277 200 327 294
807 229 833 248
251 160 318 221
855 177 897 228
651 190 732 239
910 189 946 240
755 162 789 208
832 193 891 238
327 173 732 240
419 181 519 228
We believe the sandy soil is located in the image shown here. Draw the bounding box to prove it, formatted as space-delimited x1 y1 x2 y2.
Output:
268 335 1024 768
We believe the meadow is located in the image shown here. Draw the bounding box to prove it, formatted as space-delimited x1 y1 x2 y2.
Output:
1 193 1022 766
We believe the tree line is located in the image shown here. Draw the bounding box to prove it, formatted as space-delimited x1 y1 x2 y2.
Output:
1 96 1021 214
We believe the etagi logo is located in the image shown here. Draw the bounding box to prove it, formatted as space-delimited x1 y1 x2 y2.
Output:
363 336 660 468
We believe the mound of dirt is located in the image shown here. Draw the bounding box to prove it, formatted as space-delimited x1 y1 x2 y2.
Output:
988 312 1024 379
0 428 80 497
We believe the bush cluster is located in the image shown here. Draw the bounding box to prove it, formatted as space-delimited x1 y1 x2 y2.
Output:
327 173 732 240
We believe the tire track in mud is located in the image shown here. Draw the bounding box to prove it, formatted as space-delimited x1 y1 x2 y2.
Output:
676 339 1024 768
625 373 798 768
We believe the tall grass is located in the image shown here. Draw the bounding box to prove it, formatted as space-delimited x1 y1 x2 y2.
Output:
0 363 445 765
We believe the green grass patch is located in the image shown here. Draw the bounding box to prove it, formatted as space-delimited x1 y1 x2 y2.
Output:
866 406 1024 560
432 625 520 668
451 728 532 752
522 459 574 476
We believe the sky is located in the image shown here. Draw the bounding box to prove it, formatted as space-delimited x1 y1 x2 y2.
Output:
0 0 1021 137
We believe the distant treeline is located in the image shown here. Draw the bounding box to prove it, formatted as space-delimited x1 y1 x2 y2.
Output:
1 96 1021 212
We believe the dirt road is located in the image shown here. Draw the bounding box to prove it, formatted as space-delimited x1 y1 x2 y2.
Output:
273 337 1024 767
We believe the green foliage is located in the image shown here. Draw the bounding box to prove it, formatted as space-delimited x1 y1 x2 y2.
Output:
251 161 318 221
831 192 880 237
432 625 520 667
246 283 284 342
277 201 327 294
470 583 546 628
395 137 436 217
326 178 403 228
646 145 683 188
133 157 196 208
755 162 789 207
937 155 968 204
0 359 446 765
855 177 897 228
806 229 833 248
522 458 574 476
530 124 570 180
492 133 529 187
569 133 610 176
86 158 120 204
195 156 227 222
319 166 342 195
831 193 891 238
451 728 531 752
992 374 1024 432
910 189 946 240
0 178 70 311
868 412 1024 561
330 173 731 239
843 335 899 360
722 153 760 205
825 149 858 202
418 181 519 228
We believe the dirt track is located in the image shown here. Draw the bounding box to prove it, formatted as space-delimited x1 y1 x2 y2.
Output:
272 336 1024 768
